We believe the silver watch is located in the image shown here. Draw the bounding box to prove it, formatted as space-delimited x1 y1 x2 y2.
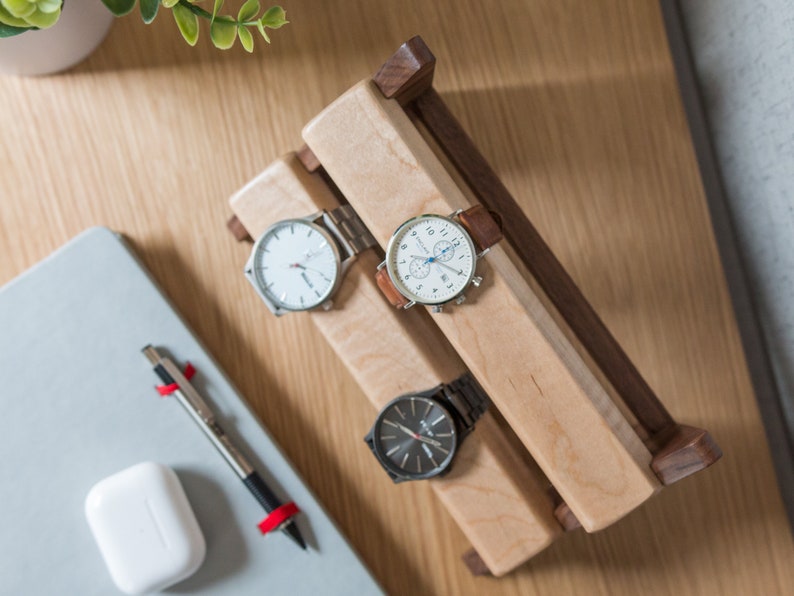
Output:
245 205 376 316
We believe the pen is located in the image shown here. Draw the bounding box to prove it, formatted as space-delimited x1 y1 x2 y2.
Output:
142 345 307 550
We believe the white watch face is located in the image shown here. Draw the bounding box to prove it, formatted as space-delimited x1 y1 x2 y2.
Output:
386 214 477 305
249 219 341 312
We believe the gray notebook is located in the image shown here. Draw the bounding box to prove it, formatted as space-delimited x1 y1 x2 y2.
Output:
0 227 382 596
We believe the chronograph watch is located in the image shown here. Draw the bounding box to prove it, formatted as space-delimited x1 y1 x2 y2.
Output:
375 205 502 312
364 373 490 483
244 205 376 316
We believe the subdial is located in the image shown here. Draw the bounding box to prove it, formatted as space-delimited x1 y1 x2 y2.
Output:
433 240 454 262
409 257 430 279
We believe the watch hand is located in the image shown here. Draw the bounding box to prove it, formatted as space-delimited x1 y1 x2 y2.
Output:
410 254 443 264
410 247 455 267
430 245 453 262
432 260 464 276
393 421 416 438
393 421 441 447
286 262 332 282
415 434 441 448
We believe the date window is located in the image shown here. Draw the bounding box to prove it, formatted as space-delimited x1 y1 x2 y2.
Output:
441 273 449 283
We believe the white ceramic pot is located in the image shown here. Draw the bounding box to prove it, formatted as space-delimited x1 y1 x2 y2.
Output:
0 0 115 76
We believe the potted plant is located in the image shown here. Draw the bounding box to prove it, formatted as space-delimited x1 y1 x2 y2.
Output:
0 0 288 75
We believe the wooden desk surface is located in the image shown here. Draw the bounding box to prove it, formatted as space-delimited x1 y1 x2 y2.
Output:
1 1 791 594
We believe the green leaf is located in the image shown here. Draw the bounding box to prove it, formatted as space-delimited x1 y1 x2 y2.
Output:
209 15 236 49
255 20 269 43
237 0 259 23
238 25 253 52
101 0 135 17
0 4 30 27
162 0 179 7
0 21 33 37
172 3 198 46
260 5 287 28
23 7 60 28
2 0 36 19
212 0 222 19
37 0 62 14
139 0 159 23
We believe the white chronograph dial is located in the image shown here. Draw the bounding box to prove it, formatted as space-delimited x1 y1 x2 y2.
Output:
247 218 341 313
385 214 477 305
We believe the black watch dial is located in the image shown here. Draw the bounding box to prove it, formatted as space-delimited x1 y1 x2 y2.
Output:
372 395 458 481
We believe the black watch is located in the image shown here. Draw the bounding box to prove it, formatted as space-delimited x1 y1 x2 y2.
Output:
364 373 489 483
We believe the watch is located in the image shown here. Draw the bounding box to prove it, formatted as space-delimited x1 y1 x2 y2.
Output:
364 373 490 483
375 205 502 312
244 205 376 316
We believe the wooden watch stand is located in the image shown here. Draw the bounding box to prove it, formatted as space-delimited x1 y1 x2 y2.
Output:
355 36 721 485
227 37 721 575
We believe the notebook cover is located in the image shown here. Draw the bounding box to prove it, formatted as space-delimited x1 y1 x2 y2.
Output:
0 227 382 595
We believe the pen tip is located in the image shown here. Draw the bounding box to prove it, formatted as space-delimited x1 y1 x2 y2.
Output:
284 522 307 550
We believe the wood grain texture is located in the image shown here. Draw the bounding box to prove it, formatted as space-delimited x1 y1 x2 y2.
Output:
229 155 564 575
1 1 792 593
303 80 661 531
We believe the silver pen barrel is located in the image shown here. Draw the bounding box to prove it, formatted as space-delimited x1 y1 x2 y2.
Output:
142 345 254 478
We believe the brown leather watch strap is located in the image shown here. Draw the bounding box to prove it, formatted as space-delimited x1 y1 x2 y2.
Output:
375 266 411 308
457 204 503 252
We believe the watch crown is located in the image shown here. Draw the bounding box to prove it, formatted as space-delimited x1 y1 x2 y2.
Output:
471 275 483 288
455 294 467 305
431 305 444 313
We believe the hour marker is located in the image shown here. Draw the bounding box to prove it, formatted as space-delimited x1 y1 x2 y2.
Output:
435 446 450 455
416 456 422 473
424 402 432 417
400 453 409 469
429 455 439 467
386 445 400 456
280 292 287 302
315 290 321 297
307 229 313 237
273 232 279 240
394 406 406 420
383 419 399 428
290 224 295 234
380 435 397 440
431 415 445 426
318 240 328 248
299 296 305 306
410 398 416 416
435 433 453 437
